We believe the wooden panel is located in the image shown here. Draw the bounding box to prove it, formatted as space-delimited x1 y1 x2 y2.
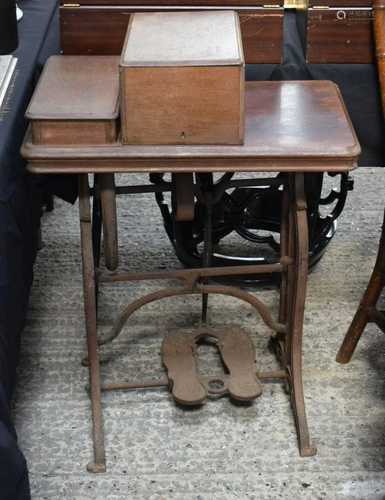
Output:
306 9 374 63
121 66 244 144
26 56 120 119
310 0 372 7
60 7 283 63
22 82 360 174
61 0 282 6
60 8 127 55
241 10 283 63
31 120 118 146
120 11 243 67
374 0 385 113
26 56 120 145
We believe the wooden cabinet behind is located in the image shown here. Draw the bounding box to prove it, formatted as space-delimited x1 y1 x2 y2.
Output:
59 5 284 64
304 0 374 63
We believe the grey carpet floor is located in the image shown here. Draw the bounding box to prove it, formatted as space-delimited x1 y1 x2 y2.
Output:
12 168 385 499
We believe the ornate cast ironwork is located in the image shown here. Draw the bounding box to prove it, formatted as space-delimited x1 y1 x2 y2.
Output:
150 172 353 285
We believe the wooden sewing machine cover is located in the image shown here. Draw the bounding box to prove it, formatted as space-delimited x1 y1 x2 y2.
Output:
25 56 120 146
119 11 245 145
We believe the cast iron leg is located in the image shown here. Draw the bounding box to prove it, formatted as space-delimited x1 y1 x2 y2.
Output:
201 191 213 325
275 179 293 395
92 175 102 307
336 209 385 363
274 173 316 457
78 174 107 473
279 179 290 333
288 173 317 457
100 173 118 272
92 175 102 269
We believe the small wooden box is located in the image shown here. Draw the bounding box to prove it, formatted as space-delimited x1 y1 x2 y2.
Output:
119 11 245 145
26 56 120 146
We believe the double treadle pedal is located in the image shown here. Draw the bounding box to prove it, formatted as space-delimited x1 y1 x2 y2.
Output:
161 325 262 405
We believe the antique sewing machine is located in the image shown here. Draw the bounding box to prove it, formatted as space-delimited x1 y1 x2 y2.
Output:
56 0 382 281
21 6 366 470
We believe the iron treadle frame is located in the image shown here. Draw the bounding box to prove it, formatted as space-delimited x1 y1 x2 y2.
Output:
78 171 317 473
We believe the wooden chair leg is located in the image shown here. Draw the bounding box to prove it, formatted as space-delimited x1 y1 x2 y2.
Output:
373 0 385 116
78 174 106 473
336 1 385 364
336 209 385 364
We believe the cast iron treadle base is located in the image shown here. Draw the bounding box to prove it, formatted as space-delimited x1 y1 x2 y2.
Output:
161 324 263 405
87 461 106 473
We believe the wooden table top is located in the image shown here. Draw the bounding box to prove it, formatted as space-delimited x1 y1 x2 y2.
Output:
22 80 360 174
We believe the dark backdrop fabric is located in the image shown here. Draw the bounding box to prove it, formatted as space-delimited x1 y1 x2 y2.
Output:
0 1 60 499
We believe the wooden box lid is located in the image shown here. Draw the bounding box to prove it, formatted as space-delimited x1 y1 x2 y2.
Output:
26 56 120 121
120 11 244 68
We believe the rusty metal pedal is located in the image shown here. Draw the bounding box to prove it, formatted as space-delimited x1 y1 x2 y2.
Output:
161 328 207 405
218 325 262 401
161 325 262 405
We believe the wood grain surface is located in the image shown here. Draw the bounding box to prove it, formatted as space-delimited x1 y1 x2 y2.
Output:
120 11 243 67
310 0 372 6
26 56 120 119
120 66 244 145
60 0 282 6
31 120 118 146
22 81 360 173
120 11 244 145
306 9 374 63
59 7 283 63
26 56 120 145
373 0 385 114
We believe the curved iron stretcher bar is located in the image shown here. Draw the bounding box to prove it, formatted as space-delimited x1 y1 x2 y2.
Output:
97 281 287 346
